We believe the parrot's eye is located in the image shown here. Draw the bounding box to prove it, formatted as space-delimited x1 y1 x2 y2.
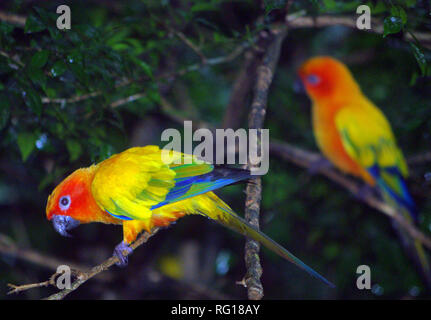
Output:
59 195 71 210
307 74 321 85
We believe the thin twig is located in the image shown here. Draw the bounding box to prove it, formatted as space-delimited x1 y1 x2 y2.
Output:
41 43 248 106
43 228 159 300
0 233 100 277
8 273 59 295
171 41 249 77
158 95 211 129
407 152 431 165
109 92 146 108
0 50 25 68
286 14 431 49
41 91 104 104
173 30 207 64
2 8 431 48
0 10 26 26
269 141 431 250
8 228 159 299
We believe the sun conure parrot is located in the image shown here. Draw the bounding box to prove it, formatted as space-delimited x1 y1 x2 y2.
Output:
45 145 334 287
298 56 431 288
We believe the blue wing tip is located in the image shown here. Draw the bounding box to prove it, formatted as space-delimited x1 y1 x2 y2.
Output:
314 272 336 288
325 279 336 289
297 262 336 288
304 265 336 288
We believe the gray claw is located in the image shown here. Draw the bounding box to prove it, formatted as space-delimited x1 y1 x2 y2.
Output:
113 241 133 267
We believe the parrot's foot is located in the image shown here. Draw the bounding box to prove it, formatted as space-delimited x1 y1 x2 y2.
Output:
307 157 332 175
355 184 377 201
113 241 133 267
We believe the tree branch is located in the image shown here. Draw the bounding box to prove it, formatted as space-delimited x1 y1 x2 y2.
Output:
172 29 207 64
44 228 159 300
0 50 25 68
269 141 431 250
243 26 288 300
0 233 105 279
2 8 430 48
8 228 159 299
0 10 26 26
222 50 260 129
407 152 431 166
286 14 431 49
8 273 59 295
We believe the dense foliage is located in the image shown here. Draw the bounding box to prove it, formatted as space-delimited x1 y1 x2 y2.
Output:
1 0 431 299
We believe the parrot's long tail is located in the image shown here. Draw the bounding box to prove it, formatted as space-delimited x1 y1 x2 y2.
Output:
378 177 431 290
191 192 335 288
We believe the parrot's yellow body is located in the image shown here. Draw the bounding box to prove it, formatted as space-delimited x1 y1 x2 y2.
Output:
46 145 333 287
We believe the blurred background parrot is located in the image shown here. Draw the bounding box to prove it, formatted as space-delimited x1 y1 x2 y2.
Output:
298 56 430 288
45 145 333 288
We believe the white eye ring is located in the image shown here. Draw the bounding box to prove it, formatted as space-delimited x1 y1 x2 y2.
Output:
307 74 321 85
59 195 71 211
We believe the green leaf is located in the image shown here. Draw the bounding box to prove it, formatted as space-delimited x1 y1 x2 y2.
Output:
409 71 418 86
67 52 88 86
99 144 115 160
24 12 46 33
30 50 49 69
264 0 286 14
369 1 387 14
51 60 67 77
105 28 130 47
111 43 130 51
17 132 38 161
147 89 160 103
405 0 417 7
90 142 115 162
23 88 43 116
323 243 340 260
66 139 83 161
384 5 408 38
28 67 47 89
323 0 337 10
383 16 403 37
0 57 13 75
0 22 15 35
48 26 62 41
132 57 152 77
390 6 407 25
410 43 427 75
191 3 218 12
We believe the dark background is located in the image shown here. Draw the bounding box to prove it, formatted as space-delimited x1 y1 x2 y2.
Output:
0 0 431 299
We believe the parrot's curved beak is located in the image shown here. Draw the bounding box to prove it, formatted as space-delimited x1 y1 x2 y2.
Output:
51 215 80 237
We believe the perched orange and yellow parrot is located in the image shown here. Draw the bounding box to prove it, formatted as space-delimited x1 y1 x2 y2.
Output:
46 145 333 287
298 56 430 286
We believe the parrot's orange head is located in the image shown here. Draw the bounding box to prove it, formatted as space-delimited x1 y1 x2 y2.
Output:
298 56 360 102
46 166 100 237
